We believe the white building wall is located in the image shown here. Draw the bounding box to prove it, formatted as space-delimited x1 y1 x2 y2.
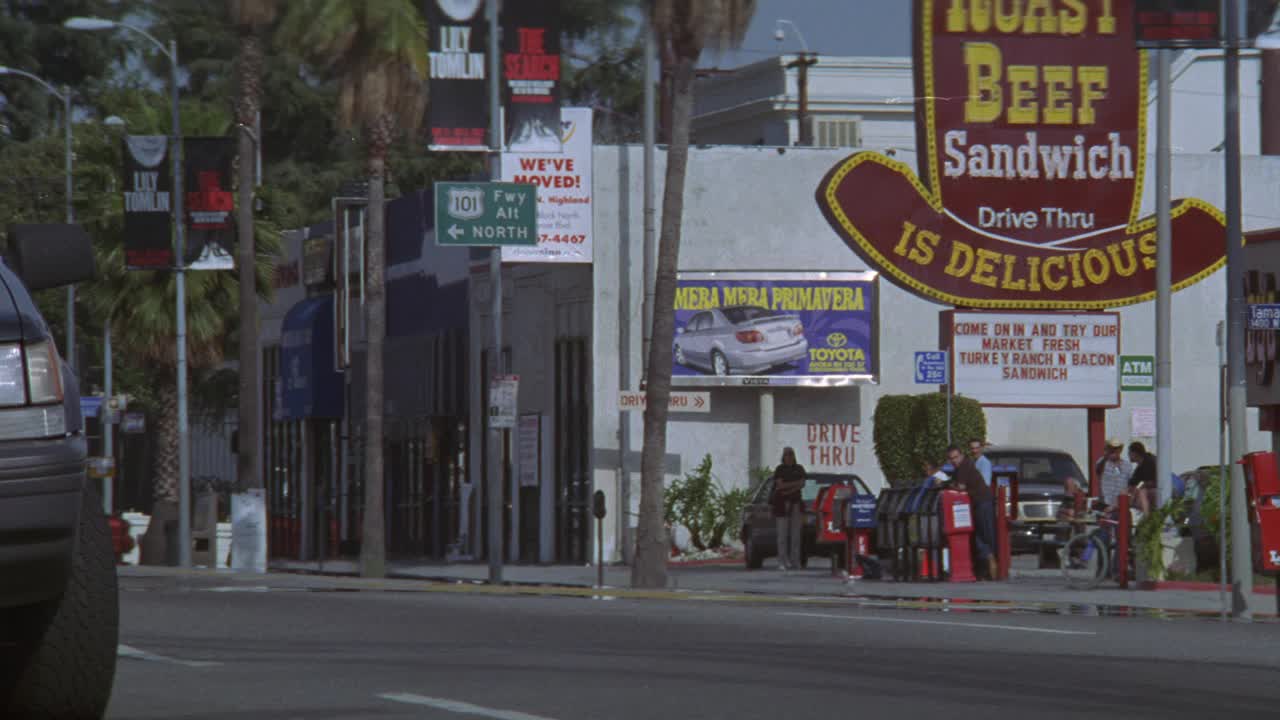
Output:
591 144 1275 562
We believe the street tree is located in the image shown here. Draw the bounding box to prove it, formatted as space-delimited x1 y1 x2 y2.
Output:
278 0 430 579
633 0 755 589
228 0 279 500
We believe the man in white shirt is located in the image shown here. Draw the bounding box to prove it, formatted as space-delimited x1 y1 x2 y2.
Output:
1095 438 1133 508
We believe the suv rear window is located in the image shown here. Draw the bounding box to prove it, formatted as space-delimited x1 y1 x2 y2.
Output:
986 452 1084 486
722 307 786 324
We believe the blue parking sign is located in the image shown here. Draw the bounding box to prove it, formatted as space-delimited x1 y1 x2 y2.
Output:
914 351 948 384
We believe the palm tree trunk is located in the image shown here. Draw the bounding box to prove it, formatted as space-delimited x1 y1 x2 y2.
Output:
359 136 389 578
236 31 262 492
141 375 180 565
632 55 697 589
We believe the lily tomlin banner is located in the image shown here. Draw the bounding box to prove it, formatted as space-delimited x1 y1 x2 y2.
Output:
671 271 879 387
425 0 489 151
122 135 172 270
815 0 1225 310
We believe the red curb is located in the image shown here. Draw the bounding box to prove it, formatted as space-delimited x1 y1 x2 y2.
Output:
1137 580 1278 595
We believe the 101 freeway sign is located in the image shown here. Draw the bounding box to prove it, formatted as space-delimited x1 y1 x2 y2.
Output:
434 181 538 246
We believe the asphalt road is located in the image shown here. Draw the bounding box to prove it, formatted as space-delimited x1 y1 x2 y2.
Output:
107 573 1280 720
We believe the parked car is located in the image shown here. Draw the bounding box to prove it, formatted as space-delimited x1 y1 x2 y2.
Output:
740 472 874 569
983 446 1087 556
673 305 808 376
0 224 115 717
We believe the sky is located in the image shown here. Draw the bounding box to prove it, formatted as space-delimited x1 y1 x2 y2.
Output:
699 0 913 69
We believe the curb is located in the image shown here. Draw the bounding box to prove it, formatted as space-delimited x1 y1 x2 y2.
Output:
1136 579 1278 596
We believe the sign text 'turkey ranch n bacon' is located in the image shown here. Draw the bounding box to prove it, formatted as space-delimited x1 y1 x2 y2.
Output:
816 0 1226 310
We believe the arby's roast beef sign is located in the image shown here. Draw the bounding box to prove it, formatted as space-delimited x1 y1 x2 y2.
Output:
816 0 1225 310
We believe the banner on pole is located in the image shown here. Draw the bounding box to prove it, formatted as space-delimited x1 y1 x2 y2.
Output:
502 0 562 153
184 137 236 270
425 0 490 151
122 135 173 270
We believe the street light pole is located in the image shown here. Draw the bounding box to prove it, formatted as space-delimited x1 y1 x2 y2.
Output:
63 85 75 372
64 17 190 567
169 38 191 570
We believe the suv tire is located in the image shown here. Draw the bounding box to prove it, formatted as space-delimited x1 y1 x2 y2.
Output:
1 485 119 718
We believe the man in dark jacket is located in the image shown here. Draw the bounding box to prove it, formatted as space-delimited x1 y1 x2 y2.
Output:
947 444 996 579
1128 441 1156 514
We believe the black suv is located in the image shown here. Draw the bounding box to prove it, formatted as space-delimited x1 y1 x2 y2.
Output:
0 225 116 717
983 446 1087 556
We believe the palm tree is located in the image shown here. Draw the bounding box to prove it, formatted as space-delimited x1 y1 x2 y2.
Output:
279 0 429 578
228 0 279 500
633 0 756 589
84 209 279 567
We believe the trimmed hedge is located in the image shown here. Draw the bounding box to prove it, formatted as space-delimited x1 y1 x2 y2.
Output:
872 395 919 486
872 392 987 487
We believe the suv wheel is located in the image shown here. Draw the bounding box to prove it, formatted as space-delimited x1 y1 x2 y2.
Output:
744 531 764 570
1 485 119 717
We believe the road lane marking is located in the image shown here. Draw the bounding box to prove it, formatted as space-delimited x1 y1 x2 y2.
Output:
378 693 560 720
782 611 1097 636
118 644 223 667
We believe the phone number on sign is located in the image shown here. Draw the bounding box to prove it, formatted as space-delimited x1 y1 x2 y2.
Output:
541 234 586 244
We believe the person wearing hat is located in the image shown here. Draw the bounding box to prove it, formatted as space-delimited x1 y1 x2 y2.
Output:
1094 438 1133 509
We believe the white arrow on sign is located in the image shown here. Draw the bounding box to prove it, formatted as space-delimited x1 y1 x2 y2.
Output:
619 390 711 413
447 224 464 240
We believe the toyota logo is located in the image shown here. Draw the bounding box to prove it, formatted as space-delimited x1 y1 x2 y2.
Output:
827 332 848 348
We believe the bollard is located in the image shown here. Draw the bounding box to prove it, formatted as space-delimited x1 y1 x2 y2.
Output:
996 486 1011 581
1117 493 1130 589
592 490 607 589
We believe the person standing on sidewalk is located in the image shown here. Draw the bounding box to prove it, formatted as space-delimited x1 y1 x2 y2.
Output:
1127 441 1156 514
771 447 806 571
969 438 993 488
1095 438 1133 509
947 445 996 580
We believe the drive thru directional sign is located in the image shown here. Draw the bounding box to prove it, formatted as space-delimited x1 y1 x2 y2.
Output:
434 182 537 246
914 351 948 385
619 390 710 413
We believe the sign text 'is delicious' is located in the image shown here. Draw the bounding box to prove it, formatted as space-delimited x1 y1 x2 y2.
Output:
816 0 1225 310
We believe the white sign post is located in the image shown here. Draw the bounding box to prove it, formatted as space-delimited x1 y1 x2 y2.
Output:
951 312 1121 407
490 375 519 429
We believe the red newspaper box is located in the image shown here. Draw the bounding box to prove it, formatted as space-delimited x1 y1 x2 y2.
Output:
939 489 976 583
1241 452 1280 573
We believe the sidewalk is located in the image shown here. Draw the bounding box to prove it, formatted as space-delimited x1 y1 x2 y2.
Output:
266 557 1280 618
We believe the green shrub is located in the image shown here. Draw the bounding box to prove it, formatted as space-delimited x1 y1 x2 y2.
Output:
913 392 987 469
1135 496 1191 579
873 392 988 487
873 395 920 486
664 454 747 551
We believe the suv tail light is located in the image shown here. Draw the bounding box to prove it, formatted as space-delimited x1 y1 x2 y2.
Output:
0 340 67 439
735 330 764 343
792 323 804 337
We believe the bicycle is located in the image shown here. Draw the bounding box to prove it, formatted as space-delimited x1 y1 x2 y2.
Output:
1059 509 1133 590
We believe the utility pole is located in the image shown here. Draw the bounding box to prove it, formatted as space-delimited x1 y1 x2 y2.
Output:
1155 48 1173 507
788 52 818 146
486 0 504 585
1223 0 1253 619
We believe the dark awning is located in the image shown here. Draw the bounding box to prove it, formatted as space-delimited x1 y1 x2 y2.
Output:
279 295 344 420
